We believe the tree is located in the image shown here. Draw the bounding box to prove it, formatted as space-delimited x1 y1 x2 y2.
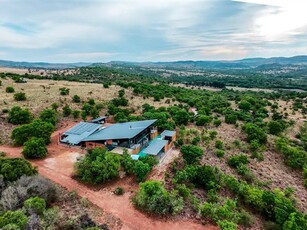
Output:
40 109 57 126
81 110 87 121
8 106 32 125
73 110 81 119
180 145 203 164
72 95 81 103
225 114 237 124
196 115 212 126
22 137 48 159
62 105 72 117
121 151 135 174
132 180 183 216
14 92 26 101
268 120 285 135
5 86 15 93
11 119 54 146
173 109 190 125
75 148 121 184
134 161 150 182
242 123 267 144
90 107 99 119
0 158 37 182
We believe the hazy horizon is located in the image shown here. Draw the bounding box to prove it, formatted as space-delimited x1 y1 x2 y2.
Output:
1 0 307 63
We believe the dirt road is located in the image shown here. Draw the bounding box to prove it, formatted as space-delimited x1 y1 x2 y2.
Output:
0 125 216 230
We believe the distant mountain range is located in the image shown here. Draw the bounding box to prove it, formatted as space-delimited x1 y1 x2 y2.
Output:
0 60 91 69
1 55 307 70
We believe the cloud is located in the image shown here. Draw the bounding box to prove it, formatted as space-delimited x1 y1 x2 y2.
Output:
0 0 306 62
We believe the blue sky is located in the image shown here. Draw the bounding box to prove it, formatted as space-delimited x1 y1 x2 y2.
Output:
0 0 307 62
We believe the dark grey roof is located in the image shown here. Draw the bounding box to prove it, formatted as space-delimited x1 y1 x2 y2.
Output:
82 119 157 141
90 116 106 123
143 139 168 156
61 122 102 145
161 130 176 137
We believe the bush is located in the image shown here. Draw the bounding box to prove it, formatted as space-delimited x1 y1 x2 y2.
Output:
196 115 212 126
24 197 46 214
40 109 57 126
217 220 237 230
225 114 237 124
8 106 32 125
268 120 285 135
0 158 37 182
187 165 219 191
11 120 54 146
0 210 28 229
242 123 267 145
134 161 150 182
59 87 69 95
227 154 250 169
114 187 124 196
215 140 224 149
180 145 203 164
213 119 222 127
72 110 80 119
14 92 26 101
133 181 183 216
75 148 121 184
72 95 81 103
62 105 72 117
216 149 225 158
5 86 15 93
22 137 48 159
121 151 135 174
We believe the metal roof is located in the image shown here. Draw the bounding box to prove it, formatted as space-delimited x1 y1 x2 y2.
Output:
82 119 157 141
90 116 106 123
142 139 168 156
61 122 102 145
161 130 176 137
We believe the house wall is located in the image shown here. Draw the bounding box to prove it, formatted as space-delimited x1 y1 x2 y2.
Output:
85 142 106 150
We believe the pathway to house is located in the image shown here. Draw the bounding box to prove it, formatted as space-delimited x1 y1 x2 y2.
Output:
0 123 217 230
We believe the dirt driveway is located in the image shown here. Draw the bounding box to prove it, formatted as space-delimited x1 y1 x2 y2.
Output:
0 125 216 230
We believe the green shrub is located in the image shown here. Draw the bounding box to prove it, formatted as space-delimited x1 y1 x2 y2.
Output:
268 120 285 135
216 149 225 158
133 181 183 216
225 114 237 124
0 158 37 182
11 120 54 146
215 140 224 149
217 220 237 230
213 119 222 127
22 137 48 159
303 167 307 188
196 115 212 126
209 130 218 140
5 86 15 93
134 161 150 182
72 95 81 103
75 148 121 184
72 110 80 119
8 106 32 125
242 123 267 144
63 105 72 117
187 165 219 191
227 154 250 168
40 109 57 125
14 92 26 101
59 87 69 95
24 197 46 214
0 210 28 229
180 145 203 164
114 187 124 196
